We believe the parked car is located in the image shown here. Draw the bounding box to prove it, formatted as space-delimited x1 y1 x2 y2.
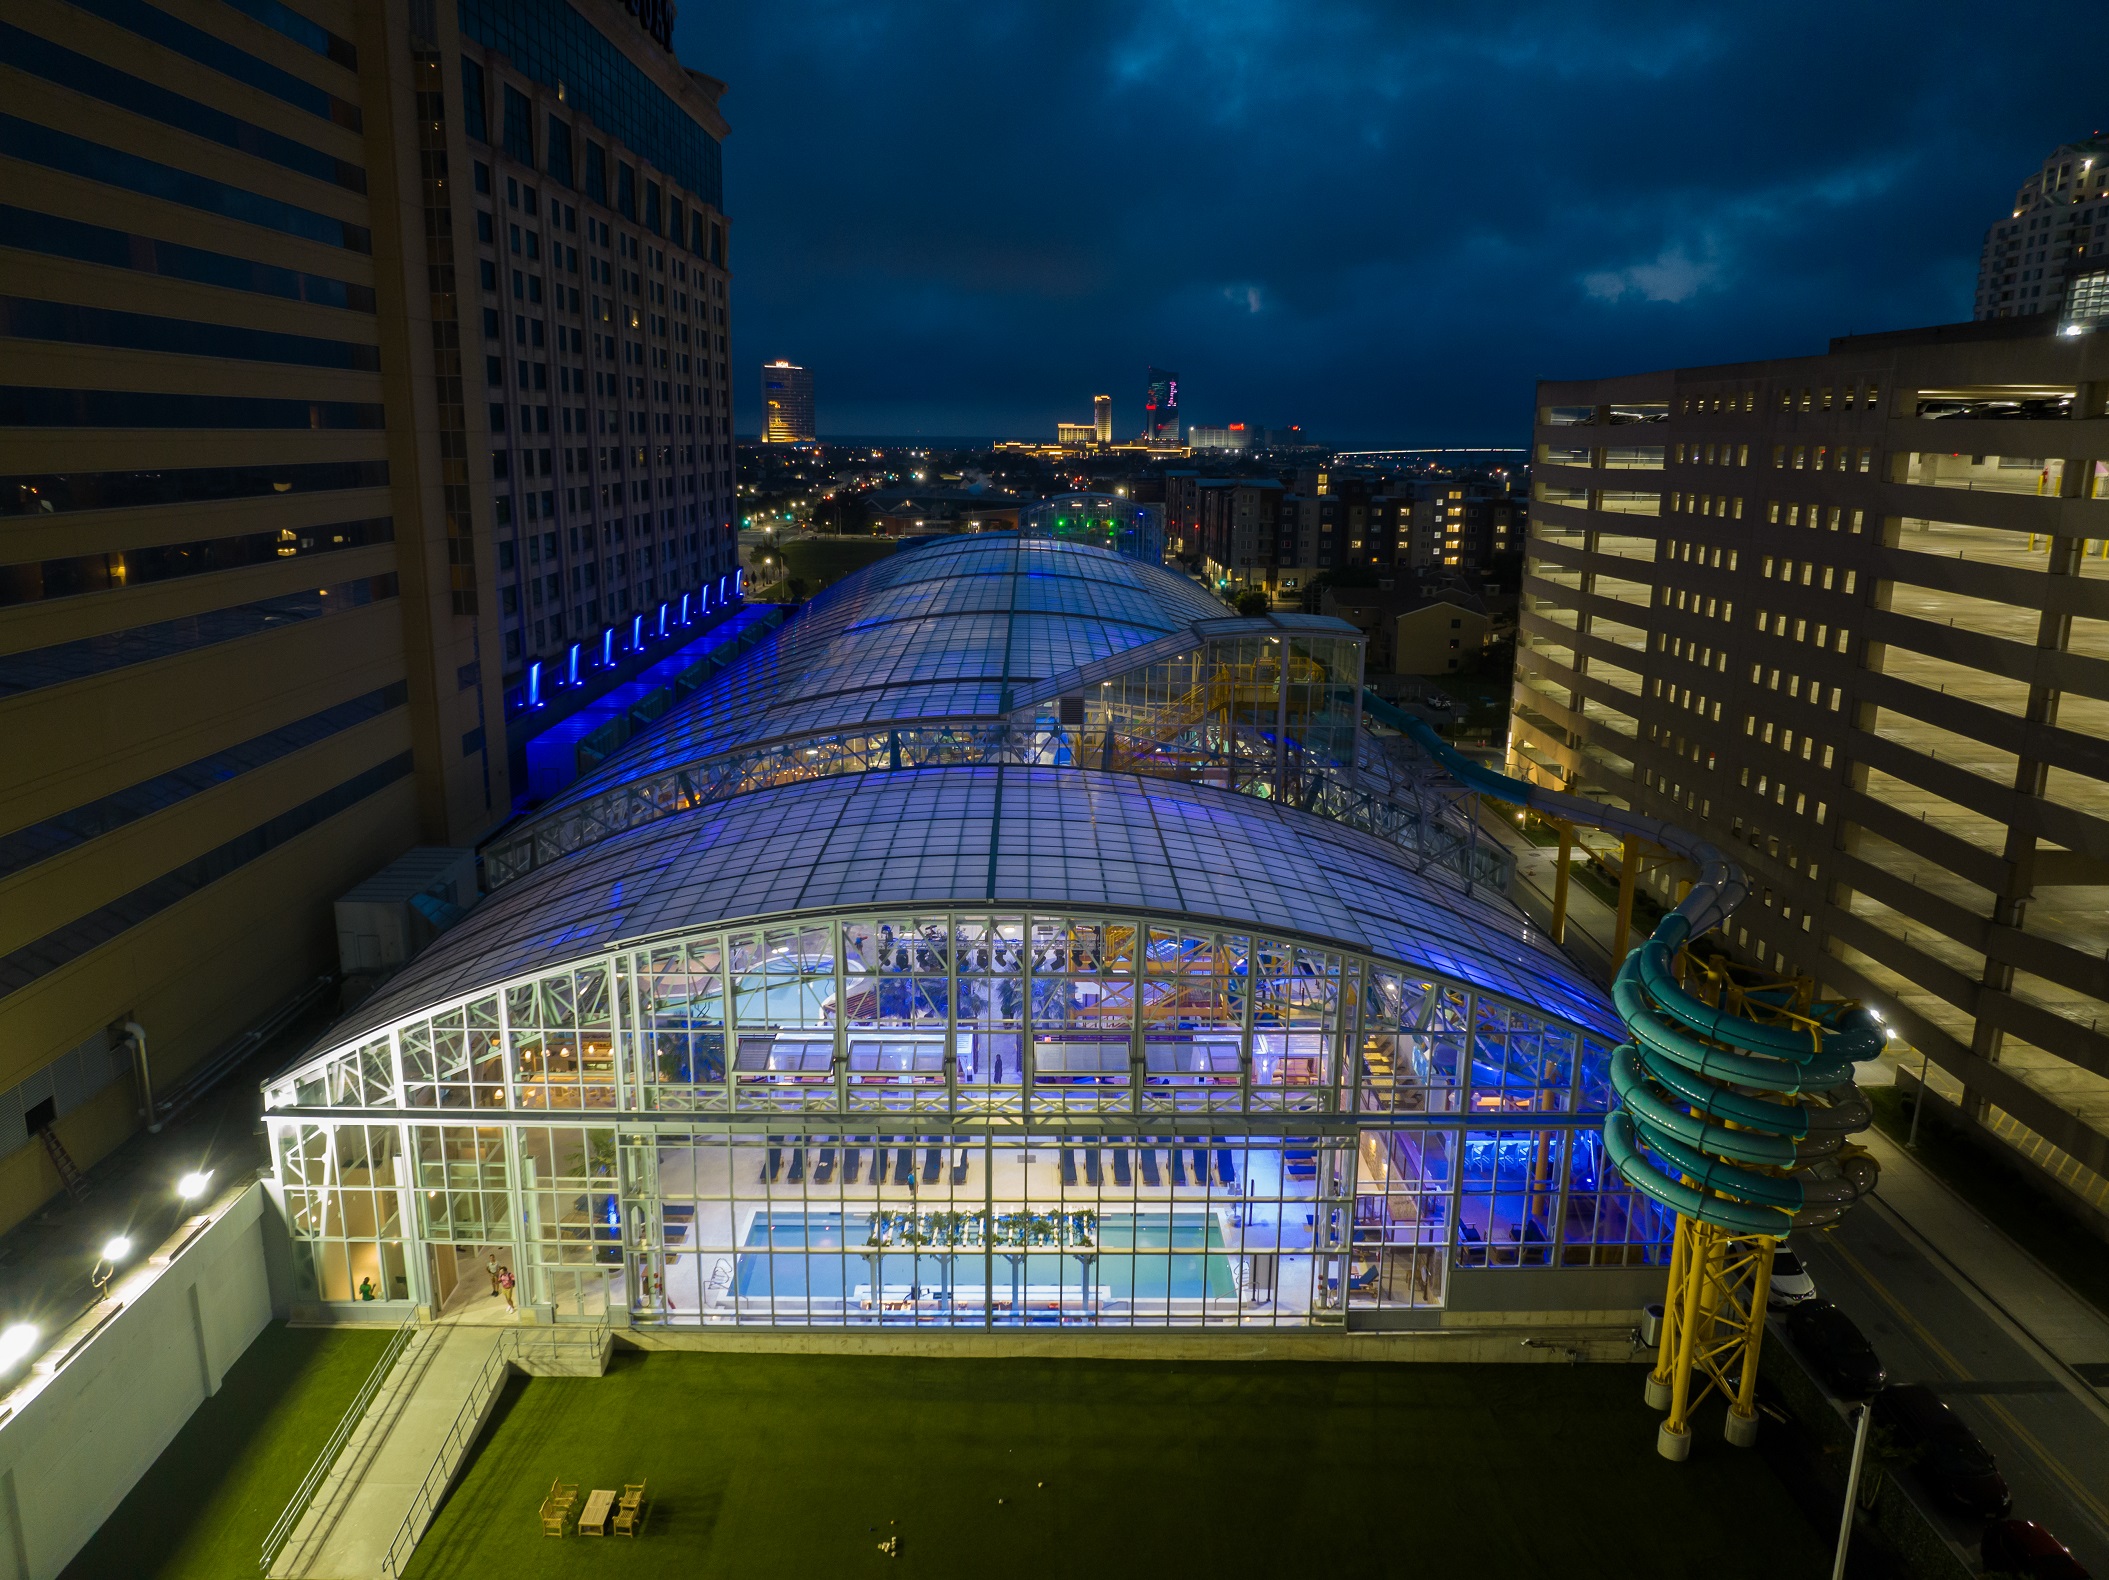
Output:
1982 1519 2091 1579
1784 1299 1886 1398
1871 1384 2012 1520
1765 1244 1817 1309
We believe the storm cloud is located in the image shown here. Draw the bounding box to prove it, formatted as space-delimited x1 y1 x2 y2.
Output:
677 0 2108 443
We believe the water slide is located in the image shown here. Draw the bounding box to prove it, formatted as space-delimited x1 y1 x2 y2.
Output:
1360 691 1878 1233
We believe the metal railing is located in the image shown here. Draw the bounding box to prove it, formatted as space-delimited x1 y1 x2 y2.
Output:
379 1323 611 1576
260 1314 420 1573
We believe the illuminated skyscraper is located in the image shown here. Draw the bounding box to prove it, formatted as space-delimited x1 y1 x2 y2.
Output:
1094 394 1113 443
762 360 815 442
0 0 734 1233
1145 367 1179 442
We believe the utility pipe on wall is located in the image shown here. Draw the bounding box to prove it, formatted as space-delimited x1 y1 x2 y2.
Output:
122 1020 158 1132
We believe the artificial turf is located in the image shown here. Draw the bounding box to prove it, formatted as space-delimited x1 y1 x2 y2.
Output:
61 1321 393 1580
403 1350 1828 1580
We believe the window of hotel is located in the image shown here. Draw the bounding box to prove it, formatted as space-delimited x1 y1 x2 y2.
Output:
503 85 534 165
461 58 487 142
547 114 574 187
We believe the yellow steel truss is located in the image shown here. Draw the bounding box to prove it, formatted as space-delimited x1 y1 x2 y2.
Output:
1646 1215 1776 1459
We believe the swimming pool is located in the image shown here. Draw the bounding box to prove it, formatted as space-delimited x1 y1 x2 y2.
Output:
734 1209 1237 1304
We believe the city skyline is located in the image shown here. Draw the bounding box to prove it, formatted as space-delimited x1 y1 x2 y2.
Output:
683 1 2108 443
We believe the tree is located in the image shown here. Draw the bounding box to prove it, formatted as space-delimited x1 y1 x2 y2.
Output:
1234 588 1271 617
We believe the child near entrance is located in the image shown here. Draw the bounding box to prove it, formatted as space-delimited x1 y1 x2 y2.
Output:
497 1265 517 1312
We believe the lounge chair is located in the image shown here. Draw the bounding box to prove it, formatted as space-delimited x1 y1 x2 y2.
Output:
1215 1148 1237 1186
1169 1149 1188 1187
951 1148 970 1184
787 1149 805 1183
1084 1149 1102 1186
923 1147 942 1184
813 1148 836 1184
1191 1148 1211 1185
894 1147 913 1184
844 1148 863 1184
762 1146 782 1182
1139 1148 1160 1187
1060 1148 1078 1187
614 1480 647 1537
1111 1148 1131 1186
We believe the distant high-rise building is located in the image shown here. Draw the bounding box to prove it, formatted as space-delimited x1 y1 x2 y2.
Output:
762 360 815 442
1145 367 1179 441
1094 394 1113 443
1188 424 1251 453
1973 137 2109 322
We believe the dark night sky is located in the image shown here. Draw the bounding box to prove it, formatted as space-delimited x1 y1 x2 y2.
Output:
674 1 2109 446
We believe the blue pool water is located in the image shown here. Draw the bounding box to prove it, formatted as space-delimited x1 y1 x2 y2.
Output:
734 1210 1236 1301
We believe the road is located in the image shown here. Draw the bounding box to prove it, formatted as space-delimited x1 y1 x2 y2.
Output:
1790 1126 2109 1574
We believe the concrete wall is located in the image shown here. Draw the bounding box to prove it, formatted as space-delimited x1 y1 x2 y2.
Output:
0 1180 274 1580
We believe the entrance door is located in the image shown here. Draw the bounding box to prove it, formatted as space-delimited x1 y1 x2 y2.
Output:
427 1242 521 1320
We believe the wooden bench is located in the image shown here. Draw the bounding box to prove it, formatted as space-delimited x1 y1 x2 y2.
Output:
614 1479 648 1537
538 1478 578 1537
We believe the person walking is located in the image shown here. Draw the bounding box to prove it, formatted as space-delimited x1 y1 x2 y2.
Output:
485 1251 501 1297
496 1265 517 1313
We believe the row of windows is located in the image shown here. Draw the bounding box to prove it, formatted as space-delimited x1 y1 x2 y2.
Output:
0 204 374 313
1771 443 1876 473
0 294 380 371
458 0 723 209
70 0 360 131
1760 556 1858 594
221 0 357 69
1744 714 1837 770
1674 442 1749 466
3 19 364 194
0 516 392 607
0 681 408 881
1769 501 1867 533
1668 492 1743 519
1751 606 1852 654
0 573 397 699
0 751 413 1002
0 459 388 516
0 385 383 430
0 114 371 253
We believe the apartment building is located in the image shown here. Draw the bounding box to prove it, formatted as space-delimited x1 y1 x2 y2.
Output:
1513 318 2109 1210
1196 478 1284 594
0 0 731 1231
1404 481 1522 571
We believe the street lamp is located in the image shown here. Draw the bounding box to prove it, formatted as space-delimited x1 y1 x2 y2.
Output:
0 1323 38 1372
177 1169 213 1202
92 1236 131 1301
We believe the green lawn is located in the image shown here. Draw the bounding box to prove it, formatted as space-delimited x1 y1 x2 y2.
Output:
404 1351 1826 1580
1868 1084 2109 1320
62 1322 392 1580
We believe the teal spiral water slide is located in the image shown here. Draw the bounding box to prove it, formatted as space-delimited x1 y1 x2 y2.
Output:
1360 691 1879 1234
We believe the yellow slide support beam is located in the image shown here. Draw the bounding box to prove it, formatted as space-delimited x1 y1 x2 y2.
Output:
1645 1217 1777 1459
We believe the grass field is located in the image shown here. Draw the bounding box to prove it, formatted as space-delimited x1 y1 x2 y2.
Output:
404 1350 1826 1580
61 1322 392 1580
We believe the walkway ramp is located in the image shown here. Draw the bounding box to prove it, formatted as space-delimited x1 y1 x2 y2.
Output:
270 1322 611 1578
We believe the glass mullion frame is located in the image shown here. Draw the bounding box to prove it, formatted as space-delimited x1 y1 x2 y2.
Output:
830 920 850 1114
944 908 961 1116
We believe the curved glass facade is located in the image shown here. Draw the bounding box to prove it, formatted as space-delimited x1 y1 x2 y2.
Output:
265 539 1665 1328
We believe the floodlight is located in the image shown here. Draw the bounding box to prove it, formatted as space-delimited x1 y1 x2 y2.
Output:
0 1324 38 1370
177 1169 214 1201
100 1236 131 1262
